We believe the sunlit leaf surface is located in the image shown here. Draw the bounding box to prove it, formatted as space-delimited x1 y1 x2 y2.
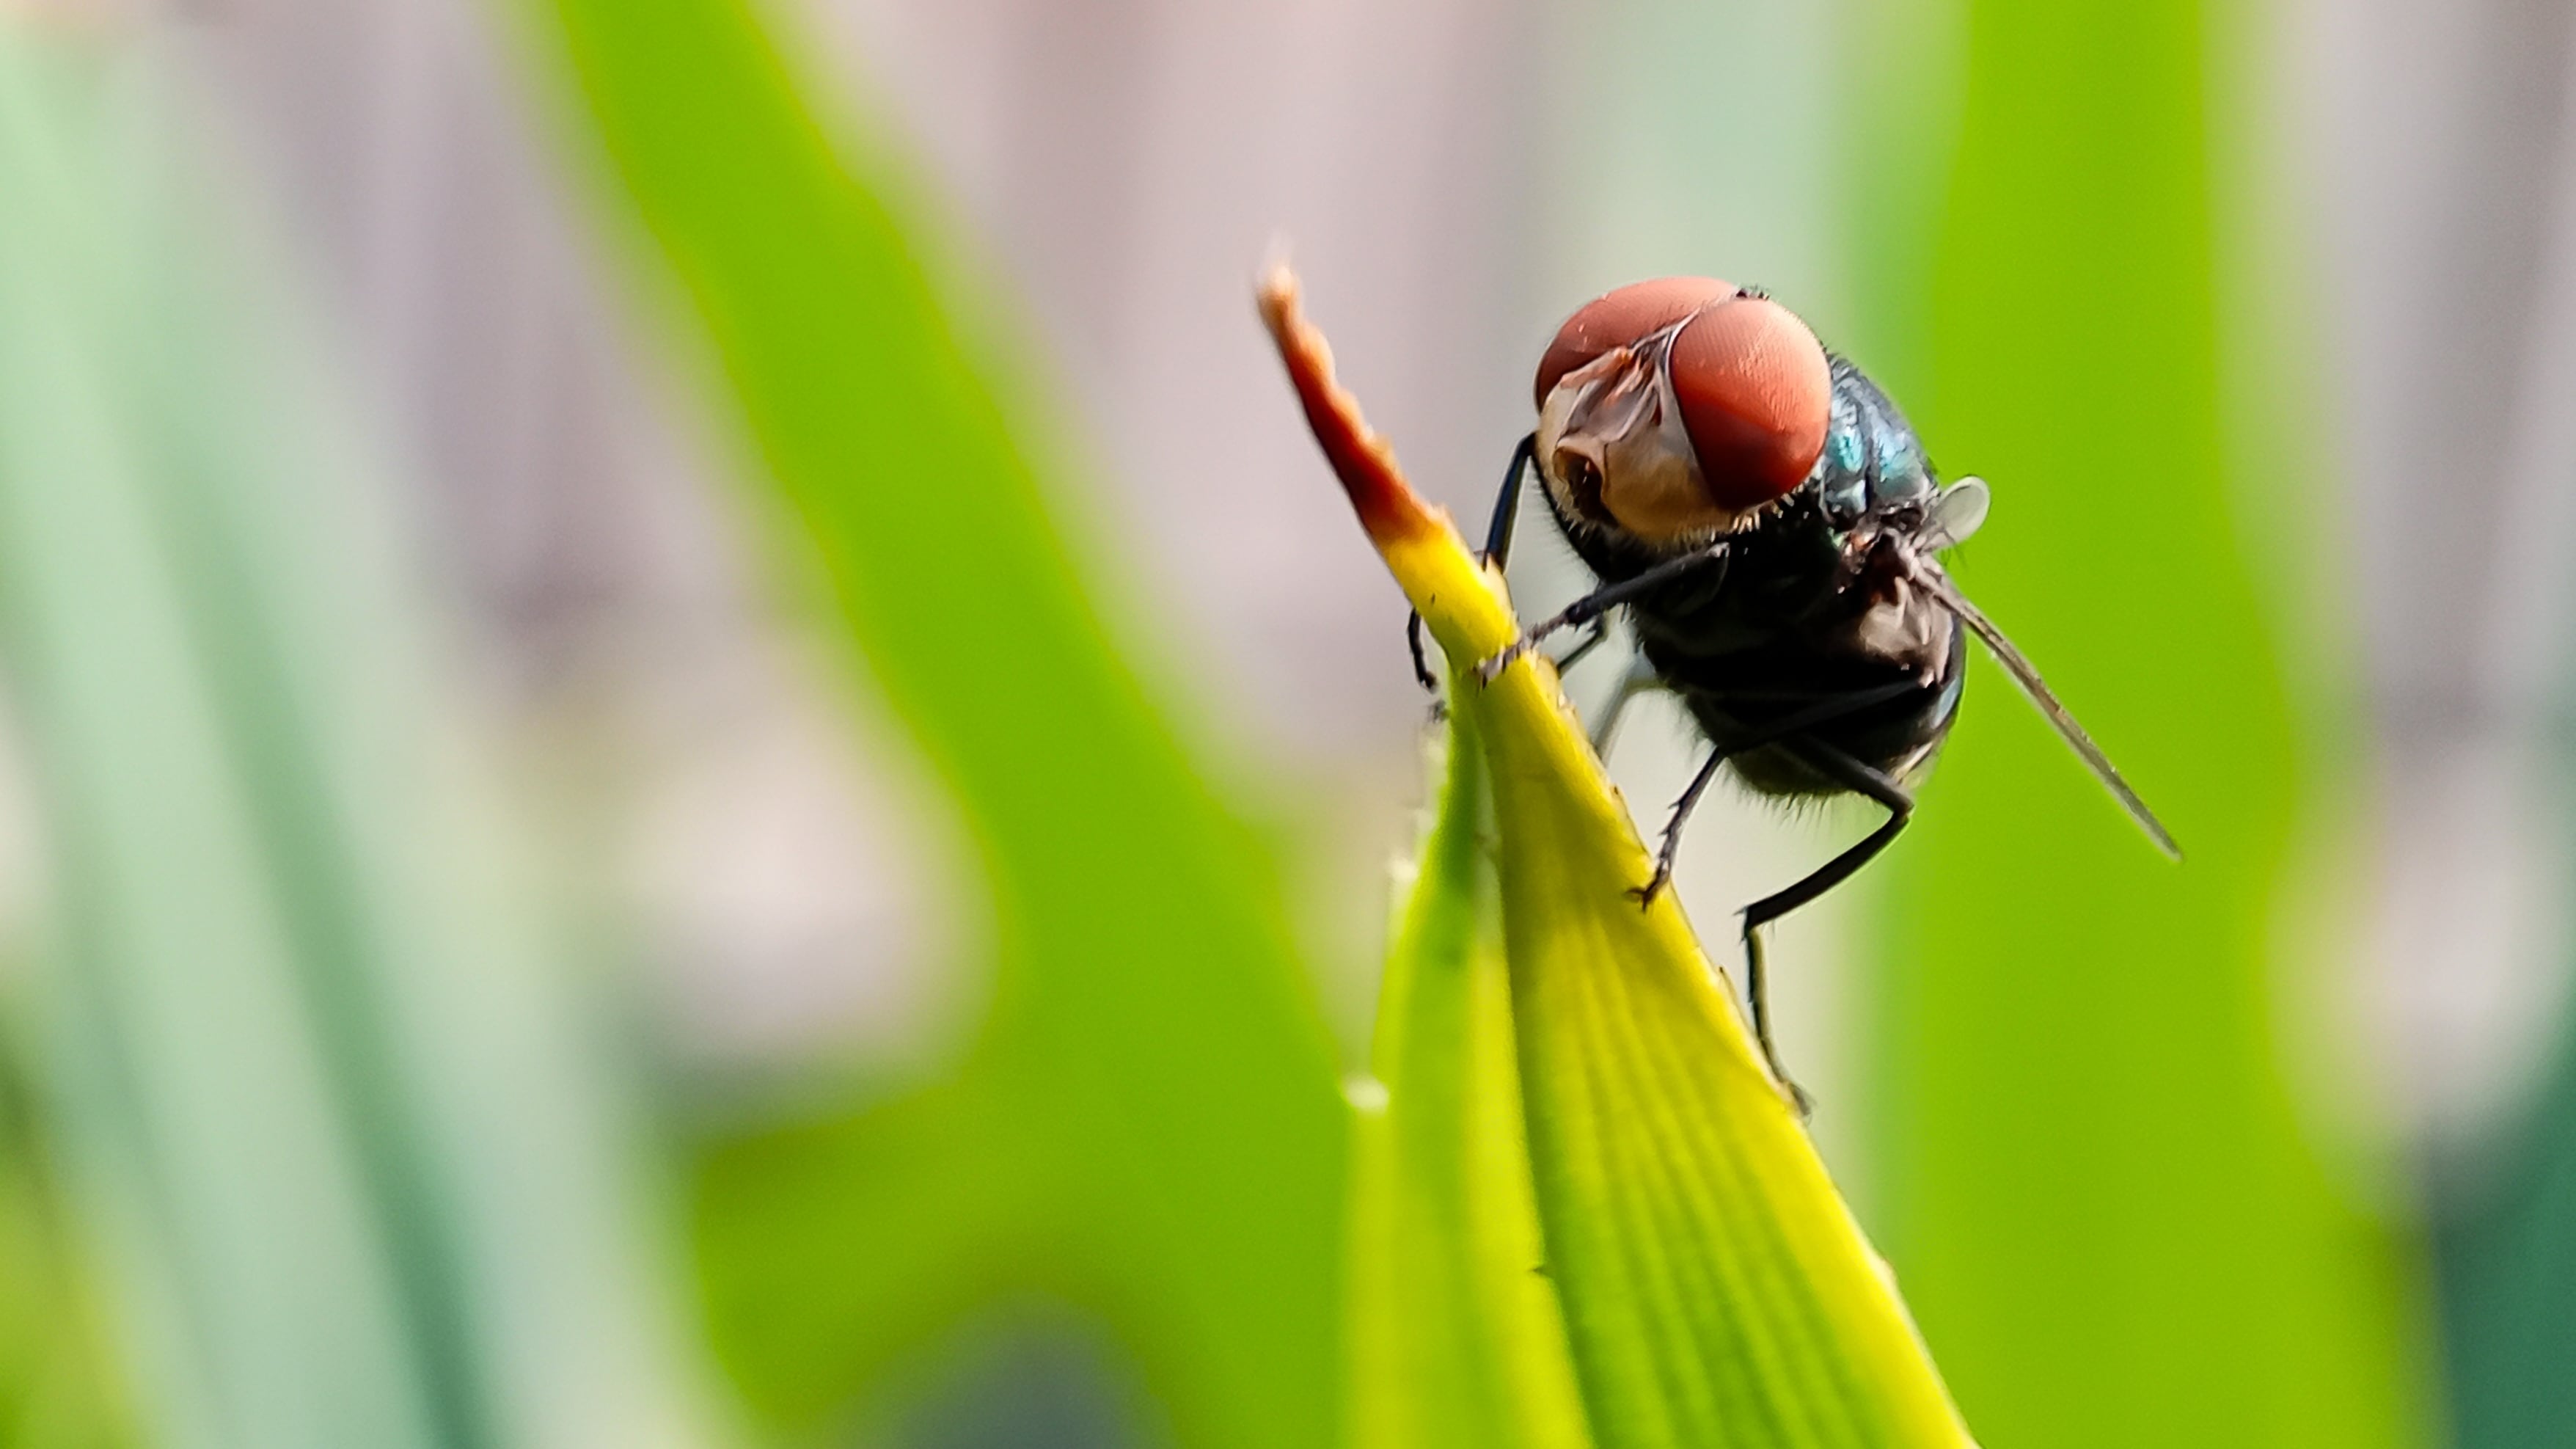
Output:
1345 709 1589 1449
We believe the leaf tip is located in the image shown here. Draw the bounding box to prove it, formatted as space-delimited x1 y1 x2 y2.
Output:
1257 262 1437 548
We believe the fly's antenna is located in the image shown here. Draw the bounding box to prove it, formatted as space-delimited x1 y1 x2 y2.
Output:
1910 560 2182 859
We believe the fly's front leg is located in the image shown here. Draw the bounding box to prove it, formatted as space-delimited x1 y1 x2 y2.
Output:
1406 434 1534 695
1407 613 1438 695
1432 612 1600 718
1482 432 1536 563
1551 617 1611 674
1476 541 1729 685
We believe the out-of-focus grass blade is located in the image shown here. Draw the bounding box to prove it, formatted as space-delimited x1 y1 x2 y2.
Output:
1344 709 1589 1449
1847 1 2432 1444
2437 1040 2576 1448
0 40 458 1448
0 1029 134 1449
0 26 720 1449
513 2 1346 1444
1264 269 1974 1449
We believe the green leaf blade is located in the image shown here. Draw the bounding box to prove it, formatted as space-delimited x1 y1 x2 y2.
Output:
1484 710 1965 1449
1346 709 1589 1449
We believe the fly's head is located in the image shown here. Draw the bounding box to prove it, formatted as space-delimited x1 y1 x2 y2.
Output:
1532 278 1830 552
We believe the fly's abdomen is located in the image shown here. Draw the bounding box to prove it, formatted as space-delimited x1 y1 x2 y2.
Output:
1664 626 1966 798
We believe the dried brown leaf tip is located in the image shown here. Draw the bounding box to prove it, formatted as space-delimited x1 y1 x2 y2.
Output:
1258 266 1441 547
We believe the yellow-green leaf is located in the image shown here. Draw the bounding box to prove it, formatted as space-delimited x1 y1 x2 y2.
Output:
1344 705 1590 1449
1263 269 1974 1449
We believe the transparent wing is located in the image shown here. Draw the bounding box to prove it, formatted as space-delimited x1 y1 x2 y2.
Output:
1919 477 1991 552
1912 560 2182 859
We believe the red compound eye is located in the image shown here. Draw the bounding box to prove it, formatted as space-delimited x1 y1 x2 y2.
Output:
1533 277 1735 408
1534 280 1832 515
1667 294 1830 510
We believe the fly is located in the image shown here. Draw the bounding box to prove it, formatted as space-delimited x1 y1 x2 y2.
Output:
1433 277 2178 1108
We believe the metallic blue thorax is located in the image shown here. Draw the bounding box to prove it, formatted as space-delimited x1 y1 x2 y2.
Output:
1811 356 1934 525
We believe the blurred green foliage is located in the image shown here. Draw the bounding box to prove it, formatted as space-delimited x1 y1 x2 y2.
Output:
0 1032 132 1449
0 24 717 1449
520 1 1347 1445
2437 1028 2576 1446
1857 0 2429 1444
0 40 489 1447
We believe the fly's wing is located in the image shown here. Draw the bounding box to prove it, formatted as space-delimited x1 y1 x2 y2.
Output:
1919 477 1991 551
1913 561 2182 858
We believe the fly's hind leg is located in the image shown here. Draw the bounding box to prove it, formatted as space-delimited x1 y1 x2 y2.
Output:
1738 739 1914 1114
1741 928 1810 1117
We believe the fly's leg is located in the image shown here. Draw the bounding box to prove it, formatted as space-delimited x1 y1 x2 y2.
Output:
1631 746 1729 906
1431 607 1595 718
1614 688 1920 1112
1740 739 1912 928
1407 433 1535 694
1589 653 1660 756
1482 432 1536 563
1552 617 1611 674
1742 928 1810 1117
1738 739 1914 1114
1407 613 1438 694
1477 540 1729 684
1611 676 1920 859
